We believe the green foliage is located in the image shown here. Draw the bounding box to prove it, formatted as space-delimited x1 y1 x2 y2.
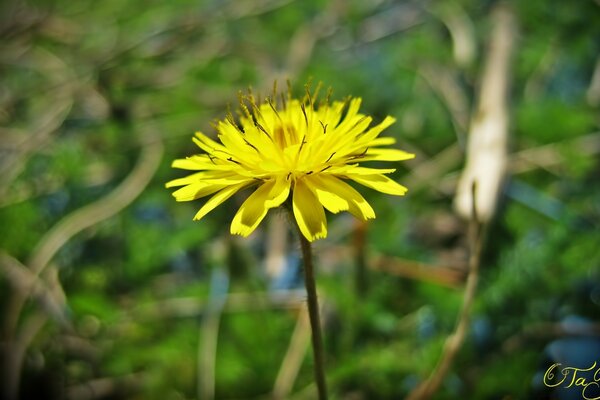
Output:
1 0 598 399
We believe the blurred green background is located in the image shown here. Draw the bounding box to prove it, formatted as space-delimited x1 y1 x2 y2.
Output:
1 0 599 399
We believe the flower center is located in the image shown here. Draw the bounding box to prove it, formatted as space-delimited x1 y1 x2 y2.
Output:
273 124 298 149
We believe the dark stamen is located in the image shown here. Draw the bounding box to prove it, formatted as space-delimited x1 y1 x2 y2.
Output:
226 112 245 135
326 152 336 163
304 81 313 106
255 121 273 141
300 103 308 126
319 120 328 134
244 138 259 152
272 80 278 107
238 92 252 120
313 81 323 104
280 92 287 110
298 136 307 152
349 147 369 160
267 97 283 123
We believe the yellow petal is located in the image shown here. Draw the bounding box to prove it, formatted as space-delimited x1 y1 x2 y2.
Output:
346 173 408 196
309 175 375 220
172 156 236 171
368 137 396 146
166 172 206 188
172 183 226 202
304 176 349 213
328 166 396 175
166 172 248 188
265 176 291 208
193 182 251 221
359 148 415 162
293 179 327 241
357 116 396 143
230 177 291 237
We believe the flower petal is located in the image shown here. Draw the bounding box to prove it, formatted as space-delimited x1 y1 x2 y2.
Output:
359 148 415 162
193 181 252 221
328 166 396 175
293 179 327 241
346 173 408 196
166 172 206 188
166 172 249 188
230 177 291 237
309 175 375 220
172 156 237 171
172 183 226 201
304 176 349 213
357 115 396 143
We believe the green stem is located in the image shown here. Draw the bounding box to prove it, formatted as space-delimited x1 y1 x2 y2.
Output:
297 232 328 400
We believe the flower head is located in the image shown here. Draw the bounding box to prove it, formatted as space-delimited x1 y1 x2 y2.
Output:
167 83 414 241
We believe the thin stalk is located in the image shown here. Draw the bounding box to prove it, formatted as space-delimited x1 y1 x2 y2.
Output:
297 231 328 400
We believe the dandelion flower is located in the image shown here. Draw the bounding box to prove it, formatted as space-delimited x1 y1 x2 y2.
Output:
167 84 414 241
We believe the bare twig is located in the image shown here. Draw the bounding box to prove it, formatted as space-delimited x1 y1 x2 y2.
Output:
454 4 516 221
273 305 312 399
406 182 484 400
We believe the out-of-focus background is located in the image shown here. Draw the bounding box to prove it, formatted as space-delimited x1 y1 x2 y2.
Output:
1 0 599 399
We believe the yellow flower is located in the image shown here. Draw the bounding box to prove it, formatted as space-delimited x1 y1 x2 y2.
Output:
167 85 414 241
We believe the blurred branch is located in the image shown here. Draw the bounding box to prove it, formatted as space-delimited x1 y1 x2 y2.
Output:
122 290 307 322
524 40 558 100
502 322 600 353
371 257 465 289
1 313 48 400
454 4 516 221
358 3 423 44
265 214 289 281
273 305 311 399
436 131 600 194
221 0 296 20
586 55 600 106
66 373 145 400
0 252 70 330
511 131 600 175
428 3 476 68
403 144 462 194
353 219 368 295
419 65 470 139
2 133 163 400
406 183 484 400
0 47 75 200
198 269 229 400
4 132 163 339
